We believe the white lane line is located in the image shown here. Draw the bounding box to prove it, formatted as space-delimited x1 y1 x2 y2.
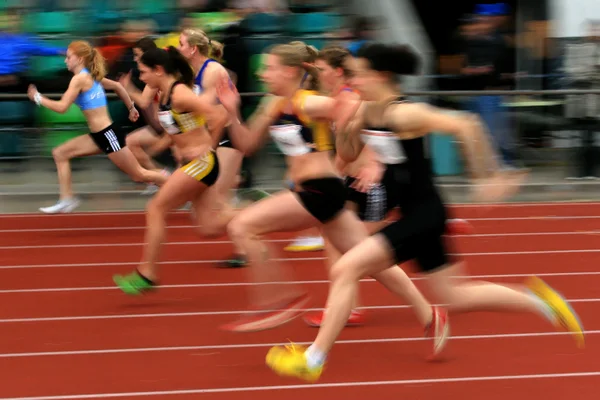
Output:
3 247 600 270
0 225 194 233
0 329 594 358
1 371 599 399
1 271 600 294
0 199 598 218
3 214 600 233
0 239 290 250
0 257 325 270
3 229 600 248
0 297 597 324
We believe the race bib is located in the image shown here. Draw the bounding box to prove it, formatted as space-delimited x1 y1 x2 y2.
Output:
269 124 312 156
158 111 180 135
360 130 406 164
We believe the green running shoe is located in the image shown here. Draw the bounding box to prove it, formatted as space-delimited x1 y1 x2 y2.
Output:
113 270 156 295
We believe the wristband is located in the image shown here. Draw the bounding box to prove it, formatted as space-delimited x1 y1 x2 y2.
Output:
33 92 42 106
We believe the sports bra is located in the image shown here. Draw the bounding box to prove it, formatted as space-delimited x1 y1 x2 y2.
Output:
157 81 205 135
74 68 107 111
269 90 334 157
192 58 217 95
359 97 409 165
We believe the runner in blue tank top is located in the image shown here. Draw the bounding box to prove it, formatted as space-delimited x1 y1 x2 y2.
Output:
27 40 168 213
178 28 248 267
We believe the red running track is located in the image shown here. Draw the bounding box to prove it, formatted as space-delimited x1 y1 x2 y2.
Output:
0 202 598 399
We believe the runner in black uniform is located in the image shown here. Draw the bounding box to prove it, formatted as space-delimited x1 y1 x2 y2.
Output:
266 42 585 382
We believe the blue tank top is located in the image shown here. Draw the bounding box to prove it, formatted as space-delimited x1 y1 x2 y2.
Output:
193 59 217 95
74 68 107 111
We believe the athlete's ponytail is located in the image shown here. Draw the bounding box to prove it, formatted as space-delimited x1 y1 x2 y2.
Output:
89 48 107 81
208 39 224 62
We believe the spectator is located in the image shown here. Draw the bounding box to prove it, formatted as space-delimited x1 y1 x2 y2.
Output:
107 20 156 83
346 16 377 56
0 9 65 93
220 19 253 189
461 13 516 167
564 20 600 179
155 16 196 50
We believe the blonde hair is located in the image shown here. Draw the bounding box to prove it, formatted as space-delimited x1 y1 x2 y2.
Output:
68 40 106 81
270 41 320 90
181 28 224 61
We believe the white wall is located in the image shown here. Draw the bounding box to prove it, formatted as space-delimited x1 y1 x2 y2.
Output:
550 0 600 37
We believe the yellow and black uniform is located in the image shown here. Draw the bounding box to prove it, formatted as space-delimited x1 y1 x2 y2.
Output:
157 81 219 187
180 151 219 186
157 81 206 135
269 89 344 223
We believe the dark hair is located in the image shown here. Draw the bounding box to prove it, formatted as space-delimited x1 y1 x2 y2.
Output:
140 46 194 87
134 37 158 53
317 45 352 77
356 43 421 76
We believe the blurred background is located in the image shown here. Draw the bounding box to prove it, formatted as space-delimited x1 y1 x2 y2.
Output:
0 0 599 212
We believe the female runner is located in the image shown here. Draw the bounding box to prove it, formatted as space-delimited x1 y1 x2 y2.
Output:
27 40 168 214
283 43 327 254
120 29 244 262
124 29 244 247
177 28 247 265
265 42 585 382
216 41 449 356
301 45 380 327
119 36 175 187
112 46 228 293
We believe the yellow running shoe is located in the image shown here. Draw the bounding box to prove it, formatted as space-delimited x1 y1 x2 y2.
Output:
284 236 325 252
526 276 585 348
265 343 324 382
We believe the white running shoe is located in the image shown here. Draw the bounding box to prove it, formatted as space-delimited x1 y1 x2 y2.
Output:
141 183 159 195
39 197 81 214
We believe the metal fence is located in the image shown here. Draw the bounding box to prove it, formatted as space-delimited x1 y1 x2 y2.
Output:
1 89 599 99
0 88 599 195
